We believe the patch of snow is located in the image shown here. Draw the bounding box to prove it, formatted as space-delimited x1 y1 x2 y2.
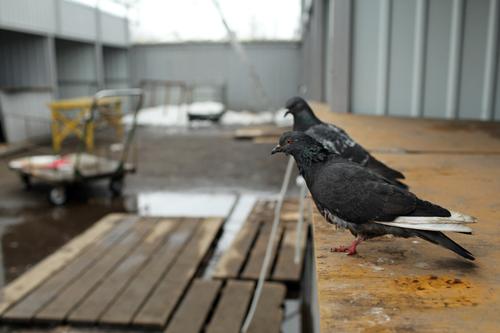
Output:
123 102 292 128
188 101 225 115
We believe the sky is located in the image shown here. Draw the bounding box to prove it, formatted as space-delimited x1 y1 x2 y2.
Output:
69 0 302 43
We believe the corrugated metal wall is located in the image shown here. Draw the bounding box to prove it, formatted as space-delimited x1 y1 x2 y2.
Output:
59 0 97 42
55 39 98 98
130 42 301 110
103 46 129 89
305 0 500 121
0 0 56 34
0 0 128 45
0 30 51 88
0 90 52 142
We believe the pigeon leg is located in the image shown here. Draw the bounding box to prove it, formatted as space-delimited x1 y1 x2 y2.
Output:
331 237 364 255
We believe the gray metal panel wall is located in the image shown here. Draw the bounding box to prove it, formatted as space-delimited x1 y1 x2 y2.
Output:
387 0 416 117
0 30 51 88
351 0 383 115
103 46 129 87
422 0 452 118
458 0 489 119
55 39 97 98
130 41 301 110
0 0 56 34
0 90 52 142
101 13 128 46
59 0 97 42
301 0 326 102
319 0 500 121
0 1 128 46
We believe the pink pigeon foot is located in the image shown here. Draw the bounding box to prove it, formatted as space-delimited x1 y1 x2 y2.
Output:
330 237 363 255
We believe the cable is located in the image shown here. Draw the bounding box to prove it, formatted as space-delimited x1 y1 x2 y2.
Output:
295 176 307 264
241 156 294 333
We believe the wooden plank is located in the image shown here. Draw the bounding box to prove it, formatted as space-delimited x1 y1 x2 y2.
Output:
205 280 254 333
34 218 155 322
272 223 308 282
68 219 179 323
247 200 275 225
212 201 273 279
164 279 222 333
99 219 199 325
132 218 224 328
212 222 260 279
2 216 138 321
247 282 286 333
241 223 283 280
0 213 124 316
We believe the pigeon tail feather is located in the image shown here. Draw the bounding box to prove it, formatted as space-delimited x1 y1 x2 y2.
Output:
411 199 451 217
414 230 475 260
375 209 476 233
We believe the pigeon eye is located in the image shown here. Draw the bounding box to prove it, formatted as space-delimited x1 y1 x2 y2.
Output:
286 139 293 144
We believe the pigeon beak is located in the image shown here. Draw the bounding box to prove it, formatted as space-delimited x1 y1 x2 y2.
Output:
284 109 291 117
271 145 283 155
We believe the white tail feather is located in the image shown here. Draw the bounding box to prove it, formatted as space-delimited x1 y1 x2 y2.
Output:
389 211 477 224
375 210 476 233
376 221 473 233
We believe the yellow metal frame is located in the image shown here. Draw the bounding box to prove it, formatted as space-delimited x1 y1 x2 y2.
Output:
49 97 123 152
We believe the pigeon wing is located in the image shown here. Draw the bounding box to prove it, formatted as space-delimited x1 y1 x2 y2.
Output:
309 162 416 223
305 124 369 163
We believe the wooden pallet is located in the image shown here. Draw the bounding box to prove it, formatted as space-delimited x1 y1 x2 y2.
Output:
213 199 310 286
0 214 224 330
166 279 286 333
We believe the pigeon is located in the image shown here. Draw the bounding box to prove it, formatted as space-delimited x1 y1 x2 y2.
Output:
271 131 475 260
285 97 407 188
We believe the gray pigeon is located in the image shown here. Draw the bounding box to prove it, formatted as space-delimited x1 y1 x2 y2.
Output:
285 97 407 188
272 131 475 260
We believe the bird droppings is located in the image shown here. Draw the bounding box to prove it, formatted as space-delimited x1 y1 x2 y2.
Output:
367 307 391 324
414 262 430 269
359 263 384 272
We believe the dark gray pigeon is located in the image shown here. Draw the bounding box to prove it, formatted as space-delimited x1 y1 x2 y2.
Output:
272 131 475 260
285 96 407 188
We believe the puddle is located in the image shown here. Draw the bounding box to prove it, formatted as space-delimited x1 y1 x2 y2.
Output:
136 191 238 217
0 199 125 287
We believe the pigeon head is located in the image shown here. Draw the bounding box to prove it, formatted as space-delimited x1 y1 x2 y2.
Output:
284 97 321 131
272 131 330 165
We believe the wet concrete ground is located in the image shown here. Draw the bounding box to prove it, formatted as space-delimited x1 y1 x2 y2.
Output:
0 126 290 287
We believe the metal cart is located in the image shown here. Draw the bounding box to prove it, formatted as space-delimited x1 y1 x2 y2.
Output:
8 89 144 205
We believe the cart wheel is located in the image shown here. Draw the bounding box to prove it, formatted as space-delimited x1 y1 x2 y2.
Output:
49 186 67 206
109 178 124 196
20 174 31 190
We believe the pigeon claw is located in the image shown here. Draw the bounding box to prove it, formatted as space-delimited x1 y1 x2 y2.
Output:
330 238 363 256
331 245 350 253
330 245 358 255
